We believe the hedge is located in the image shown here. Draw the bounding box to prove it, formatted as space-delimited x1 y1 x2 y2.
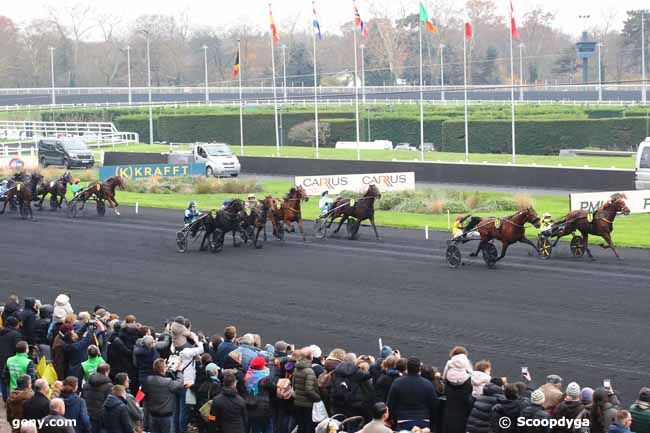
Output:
114 115 160 143
441 118 650 154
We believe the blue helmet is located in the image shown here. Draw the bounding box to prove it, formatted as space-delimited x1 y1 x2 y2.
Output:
222 199 233 206
188 200 197 208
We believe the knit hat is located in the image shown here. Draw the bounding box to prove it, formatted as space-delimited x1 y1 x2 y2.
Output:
274 340 289 353
250 356 267 370
531 389 546 405
566 382 581 398
59 323 73 335
309 345 322 359
380 345 393 359
637 387 650 404
547 374 563 385
206 363 220 376
580 387 594 404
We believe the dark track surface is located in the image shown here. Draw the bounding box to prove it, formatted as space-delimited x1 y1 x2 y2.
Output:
0 90 644 106
1 206 648 402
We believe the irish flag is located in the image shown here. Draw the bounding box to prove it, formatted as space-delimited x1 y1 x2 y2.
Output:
418 2 437 34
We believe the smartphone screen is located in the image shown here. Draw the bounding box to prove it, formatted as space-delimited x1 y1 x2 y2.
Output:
521 366 528 374
604 379 611 388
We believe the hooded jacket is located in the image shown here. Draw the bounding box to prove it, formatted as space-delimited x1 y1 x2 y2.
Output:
375 368 401 403
102 393 133 433
61 391 92 433
329 361 373 418
520 403 551 433
107 332 133 379
0 325 22 374
133 338 159 385
170 321 191 349
19 298 38 344
209 387 248 433
630 402 650 433
491 398 524 433
553 399 585 433
442 378 473 433
81 373 113 421
466 383 505 433
471 370 491 399
34 306 53 345
293 358 321 408
443 354 473 386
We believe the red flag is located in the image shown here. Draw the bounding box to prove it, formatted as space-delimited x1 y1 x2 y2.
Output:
353 0 369 37
269 4 280 44
135 387 145 404
510 0 519 39
233 52 240 77
465 22 472 40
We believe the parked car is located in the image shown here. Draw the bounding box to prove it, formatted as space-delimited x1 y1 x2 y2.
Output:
636 137 650 190
420 143 436 152
169 143 241 177
38 138 95 169
394 143 418 152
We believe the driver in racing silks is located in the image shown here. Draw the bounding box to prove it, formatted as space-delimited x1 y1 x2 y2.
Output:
319 191 333 216
184 200 202 237
452 214 482 241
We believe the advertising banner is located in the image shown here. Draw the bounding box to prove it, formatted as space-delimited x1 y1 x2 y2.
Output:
100 163 206 181
295 172 415 196
569 190 650 214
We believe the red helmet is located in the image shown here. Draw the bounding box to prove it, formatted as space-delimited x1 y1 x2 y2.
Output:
455 215 463 221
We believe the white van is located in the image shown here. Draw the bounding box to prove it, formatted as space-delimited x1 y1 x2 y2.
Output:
169 143 241 177
636 138 650 190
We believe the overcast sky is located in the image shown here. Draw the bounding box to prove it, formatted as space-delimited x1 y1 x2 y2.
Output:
2 0 648 39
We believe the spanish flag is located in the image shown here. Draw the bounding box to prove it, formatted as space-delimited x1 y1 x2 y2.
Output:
269 4 280 44
233 52 240 77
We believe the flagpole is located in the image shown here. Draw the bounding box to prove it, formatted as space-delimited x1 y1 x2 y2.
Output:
463 28 469 162
419 19 425 162
312 2 320 159
642 11 647 105
440 44 445 101
238 39 244 156
353 23 361 160
270 5 280 157
509 16 516 164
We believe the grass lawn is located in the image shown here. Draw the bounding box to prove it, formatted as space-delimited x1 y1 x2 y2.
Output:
87 179 649 248
98 144 636 170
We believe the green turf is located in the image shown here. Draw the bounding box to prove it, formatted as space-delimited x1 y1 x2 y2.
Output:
98 144 636 170
85 180 649 248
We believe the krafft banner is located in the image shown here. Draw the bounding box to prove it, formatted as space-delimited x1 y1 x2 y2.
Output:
100 163 206 181
295 172 415 196
569 190 650 214
0 156 38 170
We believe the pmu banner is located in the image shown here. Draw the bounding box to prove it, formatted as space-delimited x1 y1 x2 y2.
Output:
295 172 415 196
100 163 206 181
569 190 650 214
0 156 38 170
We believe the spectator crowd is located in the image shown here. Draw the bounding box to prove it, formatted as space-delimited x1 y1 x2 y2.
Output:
1 293 649 433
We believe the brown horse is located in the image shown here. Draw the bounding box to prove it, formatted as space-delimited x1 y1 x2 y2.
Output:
37 172 73 210
470 207 541 261
242 198 275 248
0 172 44 220
330 184 382 240
552 193 630 259
280 186 309 241
78 176 125 215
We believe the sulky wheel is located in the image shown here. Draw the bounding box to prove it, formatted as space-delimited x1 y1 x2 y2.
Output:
66 201 78 219
446 243 462 269
96 201 106 217
314 218 328 239
483 242 499 268
347 218 360 240
176 231 189 253
537 236 552 259
570 235 586 257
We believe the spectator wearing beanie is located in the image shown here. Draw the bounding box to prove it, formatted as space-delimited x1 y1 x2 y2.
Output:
492 384 524 433
387 357 438 431
245 356 275 433
552 382 584 433
581 387 595 408
630 388 650 433
520 389 550 433
466 377 505 433
539 375 564 413
34 304 53 359
442 347 474 433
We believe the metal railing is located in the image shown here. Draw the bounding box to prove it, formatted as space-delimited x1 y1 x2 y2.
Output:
0 120 138 147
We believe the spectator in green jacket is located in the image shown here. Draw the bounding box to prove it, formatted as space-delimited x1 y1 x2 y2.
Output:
630 388 650 433
292 348 321 433
81 345 105 382
4 341 36 392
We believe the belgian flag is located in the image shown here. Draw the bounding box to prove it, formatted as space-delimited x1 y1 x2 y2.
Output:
233 52 240 77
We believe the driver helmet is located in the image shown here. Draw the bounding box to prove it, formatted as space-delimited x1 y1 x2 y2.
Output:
455 215 463 222
321 191 329 197
188 200 197 209
73 178 81 184
542 212 552 219
223 199 232 206
247 194 256 200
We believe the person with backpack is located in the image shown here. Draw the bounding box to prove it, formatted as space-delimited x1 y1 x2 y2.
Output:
292 349 321 433
270 351 295 433
245 356 275 433
329 354 374 421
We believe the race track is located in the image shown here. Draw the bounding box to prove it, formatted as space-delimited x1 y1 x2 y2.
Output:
1 206 648 401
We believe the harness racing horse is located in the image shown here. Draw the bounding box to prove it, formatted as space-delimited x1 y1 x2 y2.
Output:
470 207 541 262
552 193 630 259
37 172 73 210
0 172 44 220
280 186 309 241
202 199 247 251
330 184 382 240
78 176 125 215
241 199 273 249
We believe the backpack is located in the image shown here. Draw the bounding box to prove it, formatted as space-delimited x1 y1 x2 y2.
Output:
276 377 294 400
329 374 357 408
317 370 334 398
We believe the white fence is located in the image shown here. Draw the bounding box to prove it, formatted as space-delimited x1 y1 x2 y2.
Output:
0 120 138 147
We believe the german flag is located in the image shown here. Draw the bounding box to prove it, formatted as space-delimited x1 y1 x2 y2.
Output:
233 52 240 77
